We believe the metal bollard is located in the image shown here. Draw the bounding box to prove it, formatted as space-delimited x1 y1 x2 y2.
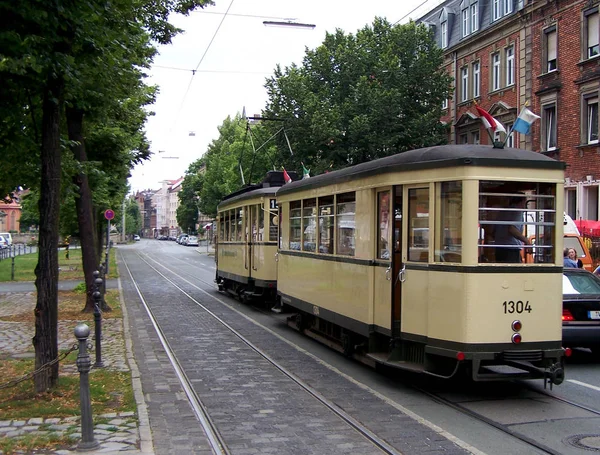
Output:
74 324 99 451
92 271 104 368
11 256 15 280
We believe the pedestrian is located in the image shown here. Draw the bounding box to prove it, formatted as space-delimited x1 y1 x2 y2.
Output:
494 195 530 263
65 235 70 260
563 248 577 268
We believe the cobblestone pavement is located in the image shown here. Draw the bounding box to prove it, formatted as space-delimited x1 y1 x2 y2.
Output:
0 289 152 455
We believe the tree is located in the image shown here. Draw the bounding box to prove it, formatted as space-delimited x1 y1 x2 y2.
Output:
263 19 453 174
177 161 205 233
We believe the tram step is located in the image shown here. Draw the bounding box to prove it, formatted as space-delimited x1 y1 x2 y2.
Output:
365 353 426 372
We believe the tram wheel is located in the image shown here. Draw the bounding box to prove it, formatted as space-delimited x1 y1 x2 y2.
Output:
341 332 354 357
295 313 307 332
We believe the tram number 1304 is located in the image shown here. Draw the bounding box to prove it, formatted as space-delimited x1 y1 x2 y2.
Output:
502 300 532 314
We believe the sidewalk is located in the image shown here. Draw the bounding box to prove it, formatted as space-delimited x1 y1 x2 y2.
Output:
0 278 153 455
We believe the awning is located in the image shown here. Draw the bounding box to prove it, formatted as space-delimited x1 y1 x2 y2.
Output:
574 219 600 236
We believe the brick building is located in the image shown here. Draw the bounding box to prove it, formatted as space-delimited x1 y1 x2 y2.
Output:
419 0 600 222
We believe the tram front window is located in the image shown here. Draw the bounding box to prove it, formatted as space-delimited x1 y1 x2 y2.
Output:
478 181 556 264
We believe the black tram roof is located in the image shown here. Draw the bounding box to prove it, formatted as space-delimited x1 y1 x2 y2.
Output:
218 170 299 208
277 144 565 196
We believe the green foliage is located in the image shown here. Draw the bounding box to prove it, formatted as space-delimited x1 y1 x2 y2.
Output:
263 19 453 174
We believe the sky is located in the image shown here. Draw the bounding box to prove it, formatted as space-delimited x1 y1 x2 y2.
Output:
127 0 445 193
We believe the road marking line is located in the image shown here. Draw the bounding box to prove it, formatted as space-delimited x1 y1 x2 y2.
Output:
567 379 600 391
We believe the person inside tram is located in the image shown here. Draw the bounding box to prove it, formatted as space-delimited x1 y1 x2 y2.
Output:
564 248 578 268
567 247 583 268
494 195 530 263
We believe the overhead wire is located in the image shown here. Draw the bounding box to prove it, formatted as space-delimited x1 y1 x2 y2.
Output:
393 0 436 25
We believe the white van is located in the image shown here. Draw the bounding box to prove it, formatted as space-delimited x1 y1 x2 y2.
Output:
0 232 13 246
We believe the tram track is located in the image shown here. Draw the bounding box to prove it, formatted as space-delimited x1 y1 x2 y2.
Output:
125 245 600 455
121 249 407 455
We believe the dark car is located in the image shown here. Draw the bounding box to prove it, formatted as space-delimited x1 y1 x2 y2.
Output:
562 268 600 356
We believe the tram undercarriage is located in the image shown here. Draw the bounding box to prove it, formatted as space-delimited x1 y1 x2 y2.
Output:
286 310 565 387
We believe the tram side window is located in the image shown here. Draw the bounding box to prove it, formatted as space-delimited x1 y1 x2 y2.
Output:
378 191 391 260
219 213 225 241
236 208 243 241
251 205 258 241
229 209 235 241
408 188 430 262
318 196 334 254
224 211 230 241
257 204 264 241
478 181 556 264
303 199 317 252
435 182 462 262
337 192 356 257
289 201 302 250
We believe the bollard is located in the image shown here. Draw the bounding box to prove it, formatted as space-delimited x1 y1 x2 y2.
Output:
74 324 99 451
11 256 15 281
92 271 104 368
99 264 106 296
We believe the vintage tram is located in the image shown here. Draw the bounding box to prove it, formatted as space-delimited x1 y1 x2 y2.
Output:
274 145 567 384
215 171 296 304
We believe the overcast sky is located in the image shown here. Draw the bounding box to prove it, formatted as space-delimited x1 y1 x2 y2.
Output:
128 0 444 192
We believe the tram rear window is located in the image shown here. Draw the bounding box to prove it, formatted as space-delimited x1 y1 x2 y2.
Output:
478 181 556 264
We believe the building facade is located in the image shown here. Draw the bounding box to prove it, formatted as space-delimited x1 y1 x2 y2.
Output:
419 0 600 222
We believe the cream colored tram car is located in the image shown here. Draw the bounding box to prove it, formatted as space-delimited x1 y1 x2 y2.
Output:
276 145 566 384
216 171 293 303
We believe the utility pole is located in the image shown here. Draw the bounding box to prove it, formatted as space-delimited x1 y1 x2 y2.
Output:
122 198 126 243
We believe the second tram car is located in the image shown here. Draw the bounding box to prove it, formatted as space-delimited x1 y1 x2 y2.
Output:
215 145 568 385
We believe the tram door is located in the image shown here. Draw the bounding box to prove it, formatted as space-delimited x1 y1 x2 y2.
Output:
392 186 403 335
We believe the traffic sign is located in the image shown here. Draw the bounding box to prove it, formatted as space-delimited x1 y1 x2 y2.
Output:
104 209 115 220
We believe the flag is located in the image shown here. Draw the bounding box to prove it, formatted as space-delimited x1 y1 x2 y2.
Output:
475 106 506 133
282 168 292 184
302 163 310 179
512 107 541 135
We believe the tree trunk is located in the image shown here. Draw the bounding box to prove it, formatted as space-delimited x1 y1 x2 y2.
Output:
66 107 110 312
33 75 63 393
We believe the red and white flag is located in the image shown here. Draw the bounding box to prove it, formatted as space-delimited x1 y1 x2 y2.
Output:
282 168 292 184
475 106 506 133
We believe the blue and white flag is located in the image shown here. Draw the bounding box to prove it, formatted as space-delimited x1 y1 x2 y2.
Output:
512 107 541 135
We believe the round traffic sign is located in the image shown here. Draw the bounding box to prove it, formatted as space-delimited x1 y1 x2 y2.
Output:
104 209 115 220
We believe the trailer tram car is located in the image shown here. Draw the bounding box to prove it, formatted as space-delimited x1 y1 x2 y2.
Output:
275 144 568 384
216 171 297 304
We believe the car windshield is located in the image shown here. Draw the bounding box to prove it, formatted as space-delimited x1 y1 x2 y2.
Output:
563 273 600 295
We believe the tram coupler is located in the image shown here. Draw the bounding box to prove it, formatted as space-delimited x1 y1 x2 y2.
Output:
544 362 565 390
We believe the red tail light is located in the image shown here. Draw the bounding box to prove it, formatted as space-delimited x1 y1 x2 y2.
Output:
562 309 574 321
456 352 465 361
512 333 522 344
564 347 573 357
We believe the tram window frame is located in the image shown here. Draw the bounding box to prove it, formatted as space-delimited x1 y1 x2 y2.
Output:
318 196 334 254
224 211 230 241
378 191 391 260
478 181 556 264
257 203 264 241
408 188 430 262
251 205 259 241
219 212 225 241
435 182 462 263
229 209 236 241
289 201 302 250
303 198 317 252
336 192 356 257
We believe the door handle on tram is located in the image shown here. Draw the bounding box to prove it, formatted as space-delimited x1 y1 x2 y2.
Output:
399 264 406 283
275 252 279 262
385 266 391 281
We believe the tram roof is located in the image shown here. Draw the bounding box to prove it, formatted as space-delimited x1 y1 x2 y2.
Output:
277 144 565 195
218 170 299 209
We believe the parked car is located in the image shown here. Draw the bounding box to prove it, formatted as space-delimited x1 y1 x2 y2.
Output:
133 235 140 241
186 235 199 247
179 234 189 245
562 268 600 356
0 232 12 246
0 235 8 249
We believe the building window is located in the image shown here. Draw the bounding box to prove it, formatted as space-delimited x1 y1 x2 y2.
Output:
462 6 469 37
586 96 599 144
441 20 448 48
492 52 501 91
544 27 557 72
473 61 480 98
442 98 448 110
503 0 513 15
459 133 468 144
543 104 557 151
470 2 479 32
586 10 599 59
471 131 480 144
461 66 469 102
505 46 514 86
505 123 514 147
493 0 501 21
